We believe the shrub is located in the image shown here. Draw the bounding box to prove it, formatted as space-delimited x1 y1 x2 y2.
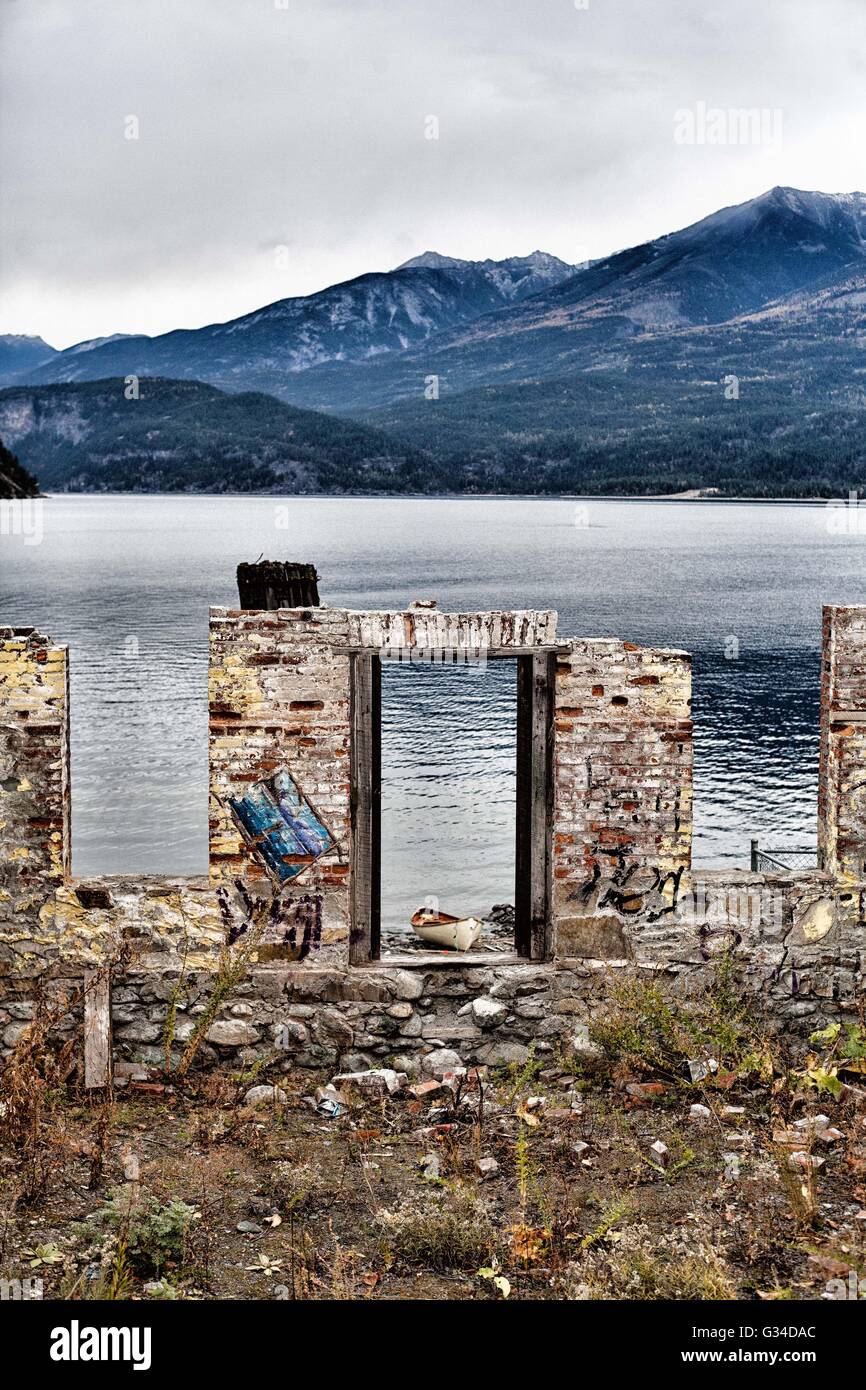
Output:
589 959 764 1080
0 992 75 1204
266 1160 331 1213
88 1190 200 1277
563 1219 735 1300
376 1184 497 1271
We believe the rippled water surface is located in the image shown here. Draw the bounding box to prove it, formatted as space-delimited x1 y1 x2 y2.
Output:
2 495 860 925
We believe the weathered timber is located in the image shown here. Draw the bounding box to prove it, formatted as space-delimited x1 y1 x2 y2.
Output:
515 651 555 960
236 561 320 610
349 651 381 963
83 967 112 1089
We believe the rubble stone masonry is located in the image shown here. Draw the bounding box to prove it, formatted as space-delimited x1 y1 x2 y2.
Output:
0 604 862 1073
819 605 866 880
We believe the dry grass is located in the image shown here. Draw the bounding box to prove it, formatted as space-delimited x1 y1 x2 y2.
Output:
0 988 77 1205
2 964 866 1301
375 1183 498 1272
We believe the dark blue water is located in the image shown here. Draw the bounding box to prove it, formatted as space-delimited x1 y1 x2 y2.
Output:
2 494 857 925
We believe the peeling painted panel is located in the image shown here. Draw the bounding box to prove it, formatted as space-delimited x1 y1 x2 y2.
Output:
229 770 335 883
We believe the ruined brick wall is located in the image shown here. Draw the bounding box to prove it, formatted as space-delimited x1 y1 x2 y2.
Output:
209 606 353 967
819 605 866 880
552 639 692 958
0 629 69 940
0 603 863 1073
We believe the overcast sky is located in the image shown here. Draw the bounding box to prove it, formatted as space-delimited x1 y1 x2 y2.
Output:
3 0 866 349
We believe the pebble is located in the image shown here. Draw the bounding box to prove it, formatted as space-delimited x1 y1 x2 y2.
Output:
471 997 509 1029
420 1152 441 1180
793 1114 831 1133
626 1082 665 1102
332 1068 407 1095
789 1151 825 1170
243 1085 287 1106
724 1132 748 1150
421 1049 463 1077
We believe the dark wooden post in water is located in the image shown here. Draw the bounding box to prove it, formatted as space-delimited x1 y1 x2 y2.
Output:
236 561 320 610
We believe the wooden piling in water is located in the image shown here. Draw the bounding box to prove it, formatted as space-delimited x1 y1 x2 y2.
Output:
236 561 320 610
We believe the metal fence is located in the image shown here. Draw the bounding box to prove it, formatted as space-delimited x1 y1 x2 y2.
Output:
749 840 818 873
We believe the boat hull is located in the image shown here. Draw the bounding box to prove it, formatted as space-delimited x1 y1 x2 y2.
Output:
410 915 483 951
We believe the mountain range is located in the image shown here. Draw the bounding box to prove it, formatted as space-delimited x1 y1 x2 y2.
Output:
0 378 430 494
5 187 866 496
11 251 579 397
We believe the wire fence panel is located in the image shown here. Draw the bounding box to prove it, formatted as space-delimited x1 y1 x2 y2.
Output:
749 841 818 872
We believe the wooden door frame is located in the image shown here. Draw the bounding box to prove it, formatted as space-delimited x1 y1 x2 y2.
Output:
515 651 555 960
349 649 554 963
349 651 381 965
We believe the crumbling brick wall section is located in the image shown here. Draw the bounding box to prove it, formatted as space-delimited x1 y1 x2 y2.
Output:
0 602 863 1072
208 607 353 968
819 605 866 880
0 629 69 929
552 639 692 959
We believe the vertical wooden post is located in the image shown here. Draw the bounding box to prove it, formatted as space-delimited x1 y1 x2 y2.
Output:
349 653 381 963
515 652 554 960
83 967 112 1089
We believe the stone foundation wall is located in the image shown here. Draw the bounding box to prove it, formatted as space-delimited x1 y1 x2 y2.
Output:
0 865 856 1070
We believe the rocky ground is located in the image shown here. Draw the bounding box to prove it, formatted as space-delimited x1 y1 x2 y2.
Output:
2 967 866 1302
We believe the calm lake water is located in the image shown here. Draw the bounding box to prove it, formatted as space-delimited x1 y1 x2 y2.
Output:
2 494 861 927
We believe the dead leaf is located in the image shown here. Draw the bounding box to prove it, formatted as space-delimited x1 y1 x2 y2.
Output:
508 1223 550 1264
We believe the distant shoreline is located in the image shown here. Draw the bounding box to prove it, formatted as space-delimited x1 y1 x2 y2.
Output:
34 489 841 506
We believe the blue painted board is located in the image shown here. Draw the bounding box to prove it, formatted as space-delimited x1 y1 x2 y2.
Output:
229 768 334 881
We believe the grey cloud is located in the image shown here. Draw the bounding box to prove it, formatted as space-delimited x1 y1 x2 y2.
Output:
1 0 864 347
